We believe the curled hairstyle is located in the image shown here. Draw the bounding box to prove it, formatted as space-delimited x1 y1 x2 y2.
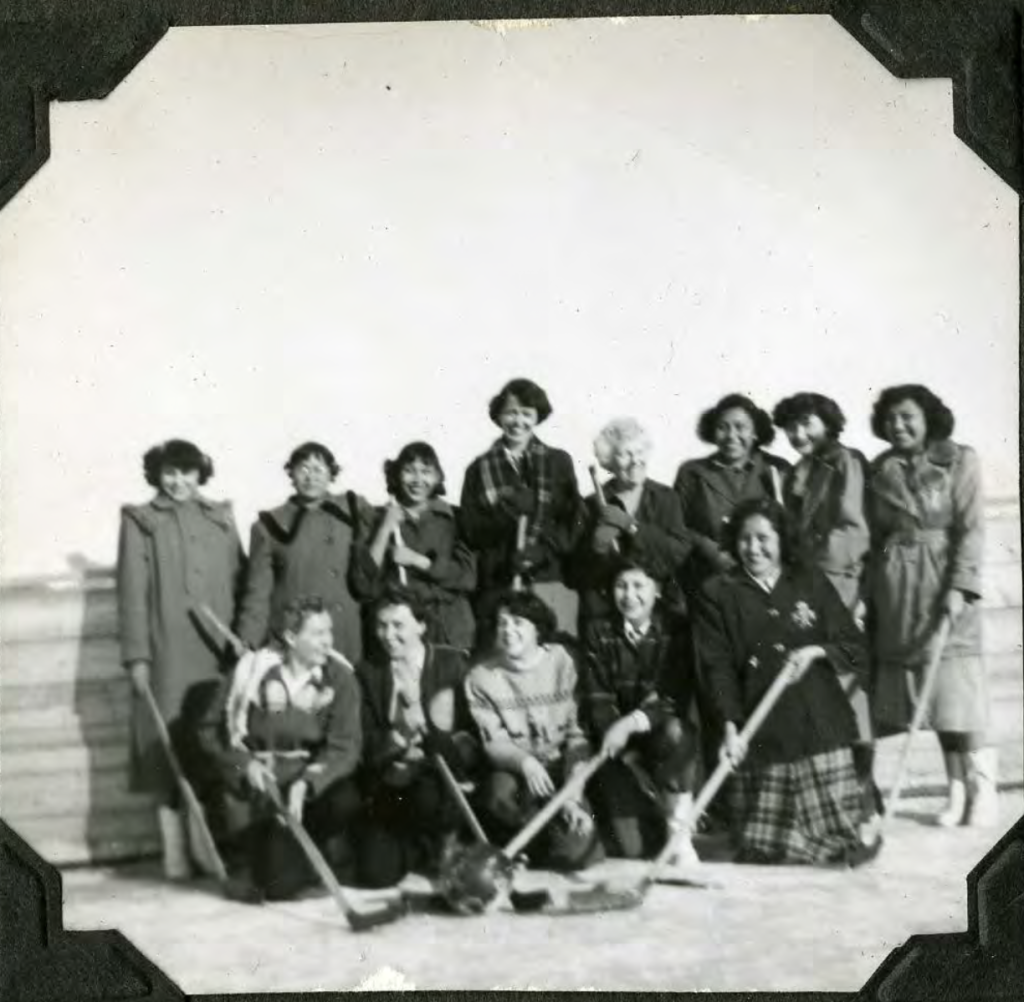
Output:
384 441 446 499
372 584 430 627
870 384 955 443
285 441 341 479
772 393 846 439
488 378 553 426
593 417 653 472
697 394 775 448
722 497 798 568
277 596 330 639
143 439 213 487
495 590 558 646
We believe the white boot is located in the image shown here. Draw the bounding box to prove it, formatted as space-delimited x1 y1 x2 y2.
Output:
936 752 968 828
664 793 702 869
158 806 193 881
965 748 1000 829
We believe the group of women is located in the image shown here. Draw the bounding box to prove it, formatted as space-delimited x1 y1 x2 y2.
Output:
118 377 998 902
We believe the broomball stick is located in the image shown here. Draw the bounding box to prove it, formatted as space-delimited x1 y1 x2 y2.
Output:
437 747 611 914
198 606 404 930
875 615 952 840
512 514 529 591
588 464 620 555
392 522 409 586
556 656 807 914
138 678 229 885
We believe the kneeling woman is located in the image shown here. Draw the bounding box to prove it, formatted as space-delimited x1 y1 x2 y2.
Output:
354 588 479 888
207 598 362 902
465 592 602 871
692 499 875 866
579 557 700 866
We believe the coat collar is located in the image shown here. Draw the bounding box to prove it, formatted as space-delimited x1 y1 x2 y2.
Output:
692 450 780 505
147 493 234 529
260 493 355 535
363 644 440 722
871 441 959 519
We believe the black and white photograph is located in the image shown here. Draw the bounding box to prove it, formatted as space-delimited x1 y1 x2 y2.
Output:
1 11 1021 994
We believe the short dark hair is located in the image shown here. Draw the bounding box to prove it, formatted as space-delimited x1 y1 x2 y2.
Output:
384 441 446 499
284 442 341 479
721 497 797 567
278 596 330 638
608 552 663 588
372 584 430 626
772 393 846 439
143 439 213 487
494 590 558 645
697 394 775 447
870 384 955 443
488 378 553 426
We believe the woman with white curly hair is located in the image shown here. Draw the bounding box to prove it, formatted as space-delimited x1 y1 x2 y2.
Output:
573 417 692 630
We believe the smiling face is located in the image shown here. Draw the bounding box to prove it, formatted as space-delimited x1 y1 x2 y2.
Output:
785 413 830 458
613 568 659 627
158 465 201 503
498 395 539 451
496 610 540 661
285 611 334 669
885 398 929 454
736 514 782 580
611 438 650 489
289 453 334 502
376 603 427 663
714 407 757 465
399 458 441 507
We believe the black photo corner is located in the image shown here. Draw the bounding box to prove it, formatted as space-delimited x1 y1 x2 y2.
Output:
1 1 1023 1000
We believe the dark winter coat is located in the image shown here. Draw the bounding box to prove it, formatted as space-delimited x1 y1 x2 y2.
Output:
235 492 375 662
692 566 866 765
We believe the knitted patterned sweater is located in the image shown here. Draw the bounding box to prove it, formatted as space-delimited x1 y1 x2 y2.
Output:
465 643 591 772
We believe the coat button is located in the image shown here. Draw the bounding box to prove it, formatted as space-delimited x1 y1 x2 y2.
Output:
773 643 785 653
768 608 780 618
326 536 335 545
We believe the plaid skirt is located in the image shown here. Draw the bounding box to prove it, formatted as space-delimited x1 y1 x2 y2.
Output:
733 747 863 865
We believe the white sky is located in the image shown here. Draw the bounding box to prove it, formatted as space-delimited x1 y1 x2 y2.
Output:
0 15 1018 580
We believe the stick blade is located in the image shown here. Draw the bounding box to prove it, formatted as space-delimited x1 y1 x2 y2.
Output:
550 882 644 915
345 897 407 932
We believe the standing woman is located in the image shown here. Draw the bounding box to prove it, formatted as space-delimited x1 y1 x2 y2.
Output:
673 393 790 602
460 378 586 645
118 439 245 879
351 442 476 652
867 385 996 828
575 417 692 629
673 393 789 816
236 442 375 663
772 393 877 824
692 498 876 866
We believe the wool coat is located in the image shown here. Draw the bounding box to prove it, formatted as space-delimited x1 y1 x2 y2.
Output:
783 442 870 609
117 494 245 796
673 450 791 598
573 478 692 625
692 566 867 765
460 440 586 626
866 441 987 734
236 492 375 662
350 500 477 652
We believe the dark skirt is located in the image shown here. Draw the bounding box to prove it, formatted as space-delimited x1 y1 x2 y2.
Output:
733 747 862 865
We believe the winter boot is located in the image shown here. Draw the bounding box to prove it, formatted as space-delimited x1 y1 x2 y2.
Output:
186 807 222 877
663 793 702 870
965 748 1000 828
158 806 193 880
936 752 968 827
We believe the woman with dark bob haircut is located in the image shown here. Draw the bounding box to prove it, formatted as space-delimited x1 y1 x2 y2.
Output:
866 384 996 829
771 392 877 828
674 393 790 600
465 589 601 871
118 438 245 881
351 441 477 652
461 378 586 647
236 441 375 662
692 497 877 867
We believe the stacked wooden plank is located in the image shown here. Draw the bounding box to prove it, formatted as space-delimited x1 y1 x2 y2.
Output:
1 502 1021 866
